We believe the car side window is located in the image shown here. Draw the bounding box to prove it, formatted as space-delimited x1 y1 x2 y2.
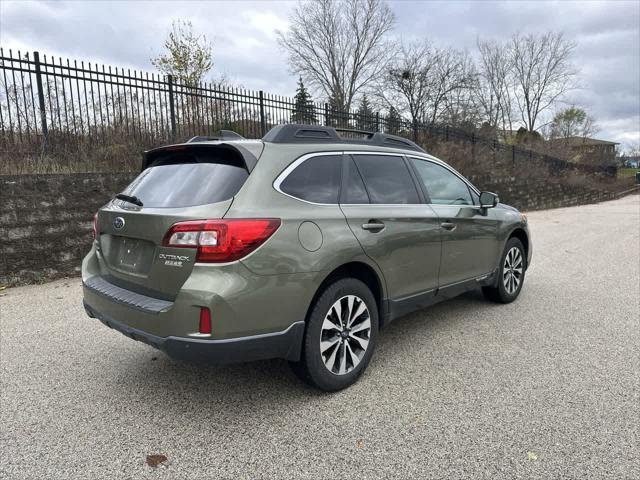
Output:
280 154 342 203
341 156 370 204
411 159 474 206
353 154 420 204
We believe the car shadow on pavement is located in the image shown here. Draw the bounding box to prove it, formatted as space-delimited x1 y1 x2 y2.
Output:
104 289 494 411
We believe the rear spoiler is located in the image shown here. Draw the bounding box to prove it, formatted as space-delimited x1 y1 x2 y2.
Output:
142 142 263 172
186 130 245 142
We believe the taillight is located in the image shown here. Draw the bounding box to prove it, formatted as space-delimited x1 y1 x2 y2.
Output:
92 212 99 239
163 219 281 263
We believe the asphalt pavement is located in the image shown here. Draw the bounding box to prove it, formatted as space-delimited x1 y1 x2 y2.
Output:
1 195 639 479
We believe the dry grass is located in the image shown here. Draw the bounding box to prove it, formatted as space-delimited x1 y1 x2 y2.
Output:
0 132 148 174
1 130 631 196
0 128 192 174
417 136 632 195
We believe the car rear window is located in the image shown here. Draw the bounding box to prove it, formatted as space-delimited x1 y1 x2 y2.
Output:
121 149 249 208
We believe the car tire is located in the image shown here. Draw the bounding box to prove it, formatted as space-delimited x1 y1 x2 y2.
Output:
483 237 526 304
290 278 378 392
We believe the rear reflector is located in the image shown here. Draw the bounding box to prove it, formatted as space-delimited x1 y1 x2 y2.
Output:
199 307 212 334
163 218 281 263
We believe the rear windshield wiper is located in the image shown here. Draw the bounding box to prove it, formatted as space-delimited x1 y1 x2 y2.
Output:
115 193 144 207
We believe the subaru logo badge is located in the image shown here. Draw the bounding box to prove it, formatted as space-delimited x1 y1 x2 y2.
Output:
113 217 125 230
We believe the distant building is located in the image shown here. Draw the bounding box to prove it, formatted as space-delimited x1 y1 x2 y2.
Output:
549 136 619 165
620 155 640 168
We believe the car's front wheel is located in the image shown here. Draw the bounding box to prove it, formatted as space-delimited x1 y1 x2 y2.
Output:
483 237 526 303
290 278 378 391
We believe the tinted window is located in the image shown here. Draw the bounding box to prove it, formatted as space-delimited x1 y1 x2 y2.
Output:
353 155 420 204
411 159 473 205
342 156 369 204
280 154 342 203
122 151 248 208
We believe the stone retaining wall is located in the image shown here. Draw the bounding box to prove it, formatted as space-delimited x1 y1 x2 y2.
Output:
0 172 636 286
1 173 134 285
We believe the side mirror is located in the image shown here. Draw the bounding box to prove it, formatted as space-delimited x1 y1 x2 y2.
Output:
479 191 499 208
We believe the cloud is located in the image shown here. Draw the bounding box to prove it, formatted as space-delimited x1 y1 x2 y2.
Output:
1 0 638 149
389 0 640 149
243 11 289 39
0 0 296 87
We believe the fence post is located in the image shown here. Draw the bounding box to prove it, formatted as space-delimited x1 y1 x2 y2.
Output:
471 132 475 162
375 111 380 132
324 103 329 126
33 51 48 150
512 145 515 165
259 90 266 136
167 74 176 140
412 119 418 142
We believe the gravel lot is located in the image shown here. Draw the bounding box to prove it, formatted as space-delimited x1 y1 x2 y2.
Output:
1 195 639 480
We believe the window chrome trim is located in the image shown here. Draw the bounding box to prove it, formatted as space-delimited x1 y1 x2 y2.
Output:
272 149 481 207
343 151 406 157
273 150 425 207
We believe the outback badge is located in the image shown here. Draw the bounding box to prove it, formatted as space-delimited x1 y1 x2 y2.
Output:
158 253 190 267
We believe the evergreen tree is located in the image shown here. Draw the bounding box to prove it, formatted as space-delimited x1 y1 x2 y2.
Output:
356 95 377 131
291 77 317 125
326 94 346 127
385 105 402 135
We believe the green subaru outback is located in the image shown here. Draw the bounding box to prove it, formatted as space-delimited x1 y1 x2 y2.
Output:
82 125 531 391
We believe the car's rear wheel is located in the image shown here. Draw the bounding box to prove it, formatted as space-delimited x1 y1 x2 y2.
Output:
290 278 378 391
483 237 526 303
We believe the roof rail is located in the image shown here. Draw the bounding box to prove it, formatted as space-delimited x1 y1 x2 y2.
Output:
187 130 245 143
262 124 425 152
334 127 376 137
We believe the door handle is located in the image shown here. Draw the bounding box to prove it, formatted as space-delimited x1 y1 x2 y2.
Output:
440 222 456 231
362 221 385 232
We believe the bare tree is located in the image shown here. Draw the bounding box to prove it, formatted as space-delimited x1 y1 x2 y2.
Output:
426 47 477 125
476 38 514 133
378 39 437 127
277 0 395 112
437 50 479 128
510 32 577 132
380 40 476 127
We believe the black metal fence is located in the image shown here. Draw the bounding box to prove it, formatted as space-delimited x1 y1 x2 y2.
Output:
0 48 613 175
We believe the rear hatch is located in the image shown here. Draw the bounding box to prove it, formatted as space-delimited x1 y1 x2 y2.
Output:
95 143 257 300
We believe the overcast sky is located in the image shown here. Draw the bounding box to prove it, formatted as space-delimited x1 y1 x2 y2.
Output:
1 0 638 149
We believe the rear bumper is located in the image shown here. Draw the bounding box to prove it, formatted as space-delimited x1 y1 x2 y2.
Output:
83 300 305 363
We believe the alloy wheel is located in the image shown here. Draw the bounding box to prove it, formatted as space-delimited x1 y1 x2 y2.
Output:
319 295 372 375
503 246 523 295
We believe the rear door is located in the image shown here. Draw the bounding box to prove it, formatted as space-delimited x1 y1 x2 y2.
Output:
340 153 441 301
95 145 251 299
408 157 499 286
